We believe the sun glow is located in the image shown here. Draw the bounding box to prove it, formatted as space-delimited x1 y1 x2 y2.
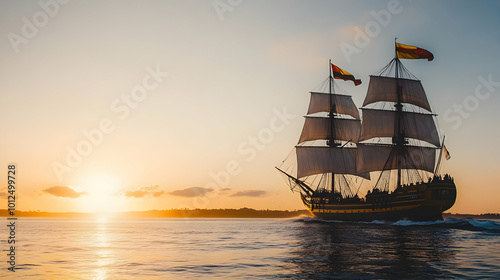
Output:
78 174 125 214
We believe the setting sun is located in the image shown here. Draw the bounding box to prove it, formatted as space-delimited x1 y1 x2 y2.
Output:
77 174 124 213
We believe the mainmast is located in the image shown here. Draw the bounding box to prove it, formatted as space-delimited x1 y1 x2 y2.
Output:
394 40 404 189
358 40 437 190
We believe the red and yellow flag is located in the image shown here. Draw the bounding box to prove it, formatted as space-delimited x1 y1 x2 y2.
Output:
443 145 451 160
396 43 434 61
331 64 362 86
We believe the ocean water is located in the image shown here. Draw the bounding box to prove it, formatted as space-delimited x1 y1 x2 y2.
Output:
1 217 500 279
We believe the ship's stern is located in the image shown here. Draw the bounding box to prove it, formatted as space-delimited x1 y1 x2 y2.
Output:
422 179 457 215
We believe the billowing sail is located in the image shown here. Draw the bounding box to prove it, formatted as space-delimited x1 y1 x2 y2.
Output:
363 76 432 111
356 143 436 173
298 116 361 144
296 146 369 179
359 108 440 146
307 92 360 119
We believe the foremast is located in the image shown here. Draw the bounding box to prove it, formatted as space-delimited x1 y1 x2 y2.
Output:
328 59 340 194
277 61 365 200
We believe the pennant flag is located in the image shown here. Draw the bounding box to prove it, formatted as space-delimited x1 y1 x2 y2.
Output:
331 64 362 86
396 43 434 61
443 145 451 160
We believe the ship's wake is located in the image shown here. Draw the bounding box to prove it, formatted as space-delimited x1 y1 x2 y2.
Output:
293 217 500 232
386 218 500 232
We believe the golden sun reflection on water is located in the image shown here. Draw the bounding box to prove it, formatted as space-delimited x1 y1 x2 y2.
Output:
96 217 108 223
93 218 114 280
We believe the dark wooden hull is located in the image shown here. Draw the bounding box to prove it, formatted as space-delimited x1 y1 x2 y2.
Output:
303 180 456 222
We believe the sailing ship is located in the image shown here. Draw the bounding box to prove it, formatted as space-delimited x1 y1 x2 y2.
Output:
277 42 456 221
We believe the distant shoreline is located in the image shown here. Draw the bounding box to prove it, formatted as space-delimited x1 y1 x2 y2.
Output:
1 209 499 219
0 208 311 218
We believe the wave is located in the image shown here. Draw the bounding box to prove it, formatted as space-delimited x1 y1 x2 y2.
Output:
293 216 500 232
370 218 500 233
291 216 345 224
444 218 500 232
388 218 500 231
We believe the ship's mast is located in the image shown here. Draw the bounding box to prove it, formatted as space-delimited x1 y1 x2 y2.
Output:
328 60 338 193
394 39 403 189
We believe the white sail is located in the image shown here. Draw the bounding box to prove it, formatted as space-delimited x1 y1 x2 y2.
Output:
363 76 432 111
356 143 436 173
296 146 369 179
307 92 360 119
298 117 361 144
359 108 440 146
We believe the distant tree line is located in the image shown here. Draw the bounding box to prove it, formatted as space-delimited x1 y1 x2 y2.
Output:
0 208 312 218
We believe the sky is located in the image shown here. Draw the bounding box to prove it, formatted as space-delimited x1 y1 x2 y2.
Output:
0 0 499 214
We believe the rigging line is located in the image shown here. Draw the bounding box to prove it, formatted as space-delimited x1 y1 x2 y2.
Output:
333 80 348 95
377 170 389 191
338 174 343 196
344 170 361 196
384 156 399 191
403 146 424 183
310 173 322 190
374 58 396 76
339 175 347 196
281 154 296 175
412 170 417 185
337 145 349 194
374 58 419 80
398 61 418 80
372 144 397 189
414 169 421 183
312 77 330 93
405 169 410 186
344 174 355 197
340 175 348 197
354 179 364 196
279 148 296 168
434 136 446 175
349 170 366 196
340 139 352 148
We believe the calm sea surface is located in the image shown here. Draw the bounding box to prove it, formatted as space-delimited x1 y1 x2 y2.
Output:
1 217 500 279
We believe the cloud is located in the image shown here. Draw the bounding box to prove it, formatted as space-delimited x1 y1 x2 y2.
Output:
125 185 165 198
230 190 268 197
125 190 147 198
168 187 213 197
43 186 87 198
152 190 165 197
